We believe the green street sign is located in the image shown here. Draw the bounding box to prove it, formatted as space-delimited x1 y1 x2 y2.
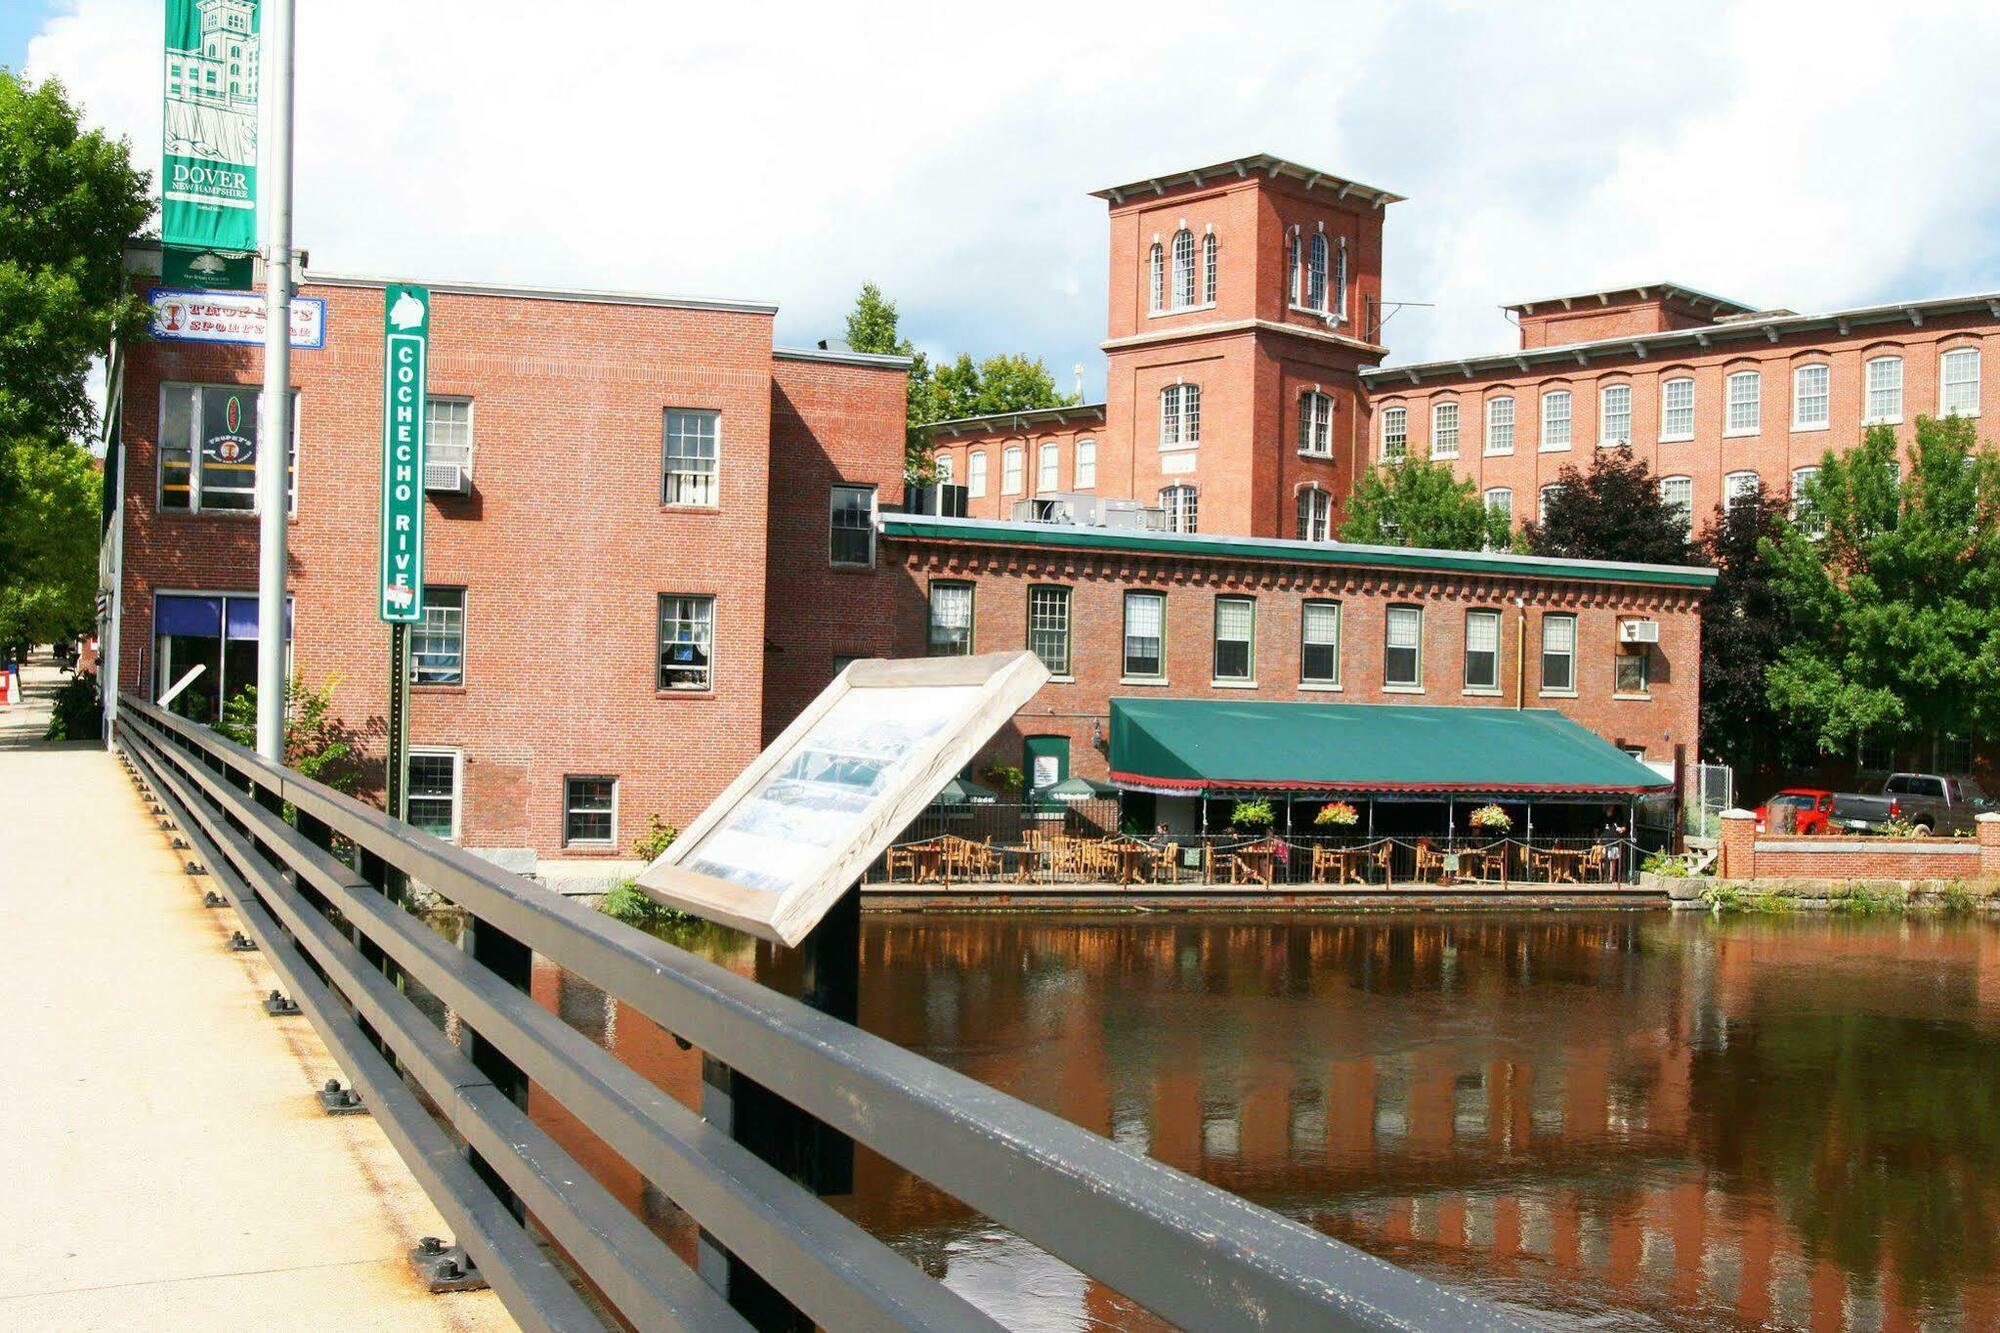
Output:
162 244 255 291
162 0 260 255
380 285 429 622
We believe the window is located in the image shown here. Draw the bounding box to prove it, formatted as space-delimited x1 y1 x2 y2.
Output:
968 450 988 498
1599 384 1631 445
1660 377 1695 441
1202 232 1218 304
1793 364 1830 430
157 383 297 514
1002 446 1024 494
1288 231 1302 305
1298 390 1333 456
1027 586 1071 676
1160 383 1201 447
1333 239 1348 321
1301 600 1340 685
1037 442 1059 493
1148 242 1164 312
1484 488 1512 537
1725 370 1761 435
1865 356 1903 424
428 397 474 480
406 749 462 841
1159 485 1198 534
1123 591 1165 679
1306 233 1329 311
1075 439 1096 489
1213 597 1255 682
1659 475 1693 533
412 587 465 685
1615 643 1650 696
935 452 954 485
1942 347 1981 417
151 592 292 725
662 409 719 506
657 595 714 690
1431 400 1460 459
1380 405 1408 461
1171 229 1197 308
1297 487 1331 542
1790 466 1821 525
1540 389 1572 451
1540 613 1576 694
1485 396 1515 454
1538 483 1562 526
1385 605 1423 689
563 776 617 847
829 484 876 566
1724 469 1760 513
927 582 973 656
1464 609 1500 692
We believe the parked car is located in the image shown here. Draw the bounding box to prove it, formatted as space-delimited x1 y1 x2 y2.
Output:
1753 789 1836 835
1829 773 1995 836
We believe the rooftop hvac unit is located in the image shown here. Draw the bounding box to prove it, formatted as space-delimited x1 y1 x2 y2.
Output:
1618 619 1661 644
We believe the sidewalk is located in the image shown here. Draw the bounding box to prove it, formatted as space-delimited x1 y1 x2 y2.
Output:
0 653 515 1331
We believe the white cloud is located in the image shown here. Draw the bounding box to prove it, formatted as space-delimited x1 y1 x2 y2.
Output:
28 0 2000 395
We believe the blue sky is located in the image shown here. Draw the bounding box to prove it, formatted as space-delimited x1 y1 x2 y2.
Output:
18 1 2000 401
1 2 61 71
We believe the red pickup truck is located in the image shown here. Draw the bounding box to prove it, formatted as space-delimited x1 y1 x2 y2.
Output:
1753 789 1836 834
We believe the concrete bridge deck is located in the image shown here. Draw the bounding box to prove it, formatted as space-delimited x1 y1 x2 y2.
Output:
0 656 514 1331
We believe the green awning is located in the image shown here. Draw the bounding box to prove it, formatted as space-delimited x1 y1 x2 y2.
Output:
1047 775 1117 802
935 776 1000 805
1109 698 1671 798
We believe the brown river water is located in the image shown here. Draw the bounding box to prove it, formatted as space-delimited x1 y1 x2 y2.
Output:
519 909 2000 1330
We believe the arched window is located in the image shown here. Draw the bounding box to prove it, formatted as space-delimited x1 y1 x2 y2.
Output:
1159 485 1198 534
1599 383 1632 445
967 450 988 498
1297 390 1333 456
1307 233 1329 311
1724 469 1760 513
1941 347 1981 418
1658 475 1693 533
1380 405 1408 461
1074 439 1096 489
1148 242 1164 313
1332 237 1349 322
1002 446 1024 495
1724 370 1761 435
1296 486 1331 542
1484 487 1513 529
1791 466 1822 530
1660 376 1695 441
1287 230 1302 305
1538 483 1562 525
1171 229 1197 307
1160 383 1201 447
1431 400 1460 459
1540 388 1572 450
1865 355 1903 424
1793 363 1830 429
935 452 953 485
1201 232 1218 304
1037 442 1060 493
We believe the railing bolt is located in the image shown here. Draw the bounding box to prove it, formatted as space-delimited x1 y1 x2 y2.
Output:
185 861 205 876
228 930 257 952
408 1238 486 1293
416 1236 444 1256
202 891 226 908
171 837 189 849
319 1079 366 1116
263 990 301 1017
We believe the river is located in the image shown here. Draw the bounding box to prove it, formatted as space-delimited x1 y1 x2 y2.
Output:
524 909 2000 1329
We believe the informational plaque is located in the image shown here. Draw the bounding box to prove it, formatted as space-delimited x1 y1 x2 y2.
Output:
636 651 1050 944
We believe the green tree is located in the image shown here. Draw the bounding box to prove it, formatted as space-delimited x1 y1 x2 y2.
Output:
1695 483 1804 777
841 284 1076 482
0 438 100 648
1766 417 2000 759
1338 457 1510 551
218 670 363 792
1525 448 1694 565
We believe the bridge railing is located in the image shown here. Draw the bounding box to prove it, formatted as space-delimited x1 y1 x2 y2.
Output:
115 693 1517 1332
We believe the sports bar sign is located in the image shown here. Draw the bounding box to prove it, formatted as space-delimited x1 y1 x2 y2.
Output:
379 285 430 622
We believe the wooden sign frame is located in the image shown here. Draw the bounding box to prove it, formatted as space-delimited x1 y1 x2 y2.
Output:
635 651 1050 945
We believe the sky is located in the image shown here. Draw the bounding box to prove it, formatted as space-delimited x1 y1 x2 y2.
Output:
16 1 2000 401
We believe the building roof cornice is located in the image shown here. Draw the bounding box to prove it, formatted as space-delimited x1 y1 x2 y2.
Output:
1102 317 1388 358
1505 281 1754 316
879 514 1717 590
1365 288 2000 388
1091 154 1405 210
774 345 913 369
927 403 1108 438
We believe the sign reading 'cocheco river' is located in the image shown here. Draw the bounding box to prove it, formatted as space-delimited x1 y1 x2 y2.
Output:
379 286 430 623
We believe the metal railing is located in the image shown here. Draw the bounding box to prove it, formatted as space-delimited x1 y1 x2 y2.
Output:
114 694 1517 1332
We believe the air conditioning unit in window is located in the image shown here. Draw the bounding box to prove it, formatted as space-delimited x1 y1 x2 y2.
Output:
424 444 474 496
1619 619 1661 644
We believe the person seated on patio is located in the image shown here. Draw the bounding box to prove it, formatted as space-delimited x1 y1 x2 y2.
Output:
1146 822 1174 847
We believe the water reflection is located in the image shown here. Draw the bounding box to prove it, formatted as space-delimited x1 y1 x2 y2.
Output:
525 911 2000 1330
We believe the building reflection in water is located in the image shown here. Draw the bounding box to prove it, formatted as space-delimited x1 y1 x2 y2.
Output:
526 911 2000 1331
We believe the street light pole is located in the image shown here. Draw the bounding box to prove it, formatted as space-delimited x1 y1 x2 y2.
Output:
255 0 296 763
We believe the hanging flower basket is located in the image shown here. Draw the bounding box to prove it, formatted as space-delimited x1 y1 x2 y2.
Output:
1314 801 1360 827
1468 804 1513 832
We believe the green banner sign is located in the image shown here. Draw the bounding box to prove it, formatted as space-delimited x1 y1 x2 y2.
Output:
380 285 430 623
162 0 261 256
162 245 254 291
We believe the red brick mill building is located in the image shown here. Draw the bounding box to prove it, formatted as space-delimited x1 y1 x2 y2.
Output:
145 149 2000 869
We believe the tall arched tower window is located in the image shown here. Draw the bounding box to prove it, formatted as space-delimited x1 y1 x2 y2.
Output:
1201 232 1218 304
1287 229 1302 305
1171 229 1197 308
1148 242 1164 313
1333 237 1349 323
1307 233 1329 311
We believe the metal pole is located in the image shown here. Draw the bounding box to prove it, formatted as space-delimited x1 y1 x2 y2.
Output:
385 623 410 820
254 0 296 763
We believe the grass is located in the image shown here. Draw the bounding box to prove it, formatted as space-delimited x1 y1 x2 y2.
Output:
1699 883 1795 915
599 882 699 929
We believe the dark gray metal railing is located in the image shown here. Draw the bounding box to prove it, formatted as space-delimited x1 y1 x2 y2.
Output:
116 693 1520 1332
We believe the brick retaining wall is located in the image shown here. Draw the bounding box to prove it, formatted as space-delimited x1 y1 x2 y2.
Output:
1718 810 2000 882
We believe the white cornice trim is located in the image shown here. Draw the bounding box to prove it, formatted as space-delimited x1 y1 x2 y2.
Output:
1102 317 1387 357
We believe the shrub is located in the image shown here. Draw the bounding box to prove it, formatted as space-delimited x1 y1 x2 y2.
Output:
1642 852 1689 878
44 670 101 741
599 882 697 928
1936 881 1981 916
980 764 1025 797
1231 799 1275 829
217 669 361 792
632 815 679 862
1828 882 1904 915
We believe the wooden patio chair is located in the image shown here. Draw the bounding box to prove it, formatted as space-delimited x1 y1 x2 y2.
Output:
884 843 921 883
1152 841 1183 885
1414 839 1448 884
1581 843 1608 882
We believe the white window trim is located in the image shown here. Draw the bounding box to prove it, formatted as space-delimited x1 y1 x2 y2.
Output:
662 407 723 508
967 451 988 499
1430 400 1460 460
1722 370 1762 439
1037 442 1061 494
1211 596 1256 687
1001 446 1024 495
1074 439 1097 490
1484 398 1516 456
407 746 464 843
1658 377 1695 443
1159 383 1201 452
1791 364 1831 433
1939 346 1983 418
1462 608 1503 696
657 593 717 693
1384 605 1424 692
1299 598 1341 688
562 774 619 849
1864 356 1904 426
1538 390 1573 453
1597 384 1632 448
411 584 467 688
828 483 877 568
1121 590 1167 682
1379 405 1409 462
1538 613 1577 699
157 381 302 517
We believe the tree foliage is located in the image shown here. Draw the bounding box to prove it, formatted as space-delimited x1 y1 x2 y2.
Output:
1338 457 1510 551
219 670 363 792
1524 448 1694 565
1695 483 1803 776
842 283 1076 481
0 437 100 648
1765 417 2000 758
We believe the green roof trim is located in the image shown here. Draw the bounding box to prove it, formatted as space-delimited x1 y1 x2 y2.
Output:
1109 698 1673 797
880 515 1716 590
